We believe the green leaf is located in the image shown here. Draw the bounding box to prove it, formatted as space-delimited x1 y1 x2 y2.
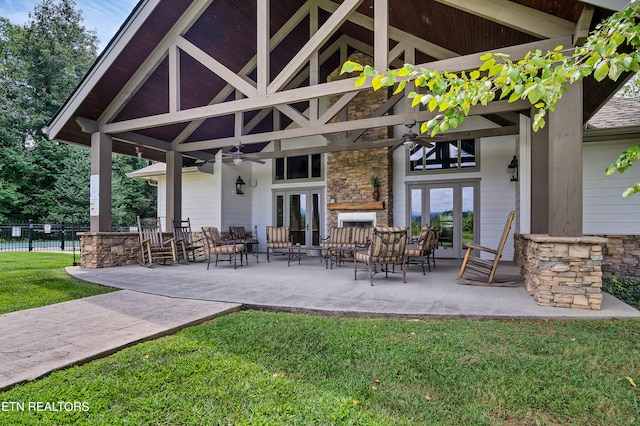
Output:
594 61 609 81
392 80 407 95
479 53 493 61
428 97 438 112
371 74 385 91
363 65 378 77
470 70 480 79
340 60 363 74
355 74 367 87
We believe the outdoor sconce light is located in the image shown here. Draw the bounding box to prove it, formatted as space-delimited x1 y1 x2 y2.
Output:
507 155 519 182
403 138 416 151
235 176 246 195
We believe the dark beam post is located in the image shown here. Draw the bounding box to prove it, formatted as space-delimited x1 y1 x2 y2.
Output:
548 82 583 236
530 121 549 234
90 132 112 232
166 150 182 229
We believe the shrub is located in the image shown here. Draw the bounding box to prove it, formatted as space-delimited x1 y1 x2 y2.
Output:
602 274 640 310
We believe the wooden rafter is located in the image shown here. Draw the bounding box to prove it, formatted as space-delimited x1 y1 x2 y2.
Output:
434 0 575 39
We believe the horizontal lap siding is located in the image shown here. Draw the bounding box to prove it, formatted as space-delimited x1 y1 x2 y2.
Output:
583 139 640 235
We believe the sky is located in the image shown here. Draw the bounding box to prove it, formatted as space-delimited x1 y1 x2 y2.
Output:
0 0 138 53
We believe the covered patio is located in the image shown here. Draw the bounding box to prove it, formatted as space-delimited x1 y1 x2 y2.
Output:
44 0 637 311
67 258 640 319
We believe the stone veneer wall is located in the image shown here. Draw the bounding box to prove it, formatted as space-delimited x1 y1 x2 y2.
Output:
326 148 392 229
80 232 142 268
598 235 640 277
325 51 392 229
514 234 608 310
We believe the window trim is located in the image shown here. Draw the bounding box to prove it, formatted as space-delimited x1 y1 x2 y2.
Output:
273 153 324 183
406 138 480 176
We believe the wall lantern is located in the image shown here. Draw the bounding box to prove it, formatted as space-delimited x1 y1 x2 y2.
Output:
235 176 246 195
507 155 519 182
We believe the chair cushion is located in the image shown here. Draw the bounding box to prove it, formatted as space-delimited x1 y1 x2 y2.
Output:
405 244 423 256
329 227 352 244
210 244 244 253
351 227 373 245
267 226 290 242
267 242 292 248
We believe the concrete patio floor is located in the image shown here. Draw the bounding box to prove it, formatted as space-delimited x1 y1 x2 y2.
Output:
68 255 640 320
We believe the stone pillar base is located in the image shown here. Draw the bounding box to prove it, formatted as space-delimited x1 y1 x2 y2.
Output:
515 234 608 310
79 232 142 268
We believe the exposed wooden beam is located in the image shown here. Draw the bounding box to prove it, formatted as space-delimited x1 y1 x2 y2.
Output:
169 43 180 113
174 100 528 151
580 0 627 11
374 0 388 71
346 92 404 144
434 0 575 39
574 5 595 46
176 37 257 97
99 0 214 124
170 1 311 147
104 37 568 136
319 91 359 125
318 0 458 60
268 0 364 93
276 104 310 128
257 0 270 96
252 125 520 158
111 132 214 162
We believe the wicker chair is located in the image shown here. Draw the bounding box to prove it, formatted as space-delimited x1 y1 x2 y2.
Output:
202 226 245 270
354 227 408 286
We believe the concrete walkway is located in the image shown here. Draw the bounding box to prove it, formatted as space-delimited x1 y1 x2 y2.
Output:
0 291 239 391
2 256 638 391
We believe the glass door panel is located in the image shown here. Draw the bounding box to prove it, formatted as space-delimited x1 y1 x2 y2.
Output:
273 190 323 247
410 187 423 239
407 181 477 258
429 187 454 256
461 186 475 247
289 193 306 245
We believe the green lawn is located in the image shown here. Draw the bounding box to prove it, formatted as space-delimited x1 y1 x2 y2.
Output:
1 311 639 425
0 252 115 314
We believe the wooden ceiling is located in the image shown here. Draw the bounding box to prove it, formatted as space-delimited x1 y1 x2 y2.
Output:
47 0 622 163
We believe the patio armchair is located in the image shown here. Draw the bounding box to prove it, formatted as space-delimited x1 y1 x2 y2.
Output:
266 226 292 262
354 227 408 286
229 226 260 262
202 226 245 270
321 226 373 268
406 226 437 274
137 216 178 267
457 210 515 286
172 218 205 262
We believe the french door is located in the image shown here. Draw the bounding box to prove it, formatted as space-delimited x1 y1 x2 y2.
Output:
408 180 478 258
273 189 322 247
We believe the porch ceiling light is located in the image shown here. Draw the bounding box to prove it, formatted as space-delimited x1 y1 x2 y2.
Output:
232 154 244 166
403 139 416 150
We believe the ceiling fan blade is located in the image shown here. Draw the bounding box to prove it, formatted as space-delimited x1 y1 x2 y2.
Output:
416 140 434 148
372 137 403 145
244 154 266 164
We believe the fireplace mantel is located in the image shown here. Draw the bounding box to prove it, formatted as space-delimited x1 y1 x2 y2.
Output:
327 201 384 211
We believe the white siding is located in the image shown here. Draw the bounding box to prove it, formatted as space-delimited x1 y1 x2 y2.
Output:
583 139 640 235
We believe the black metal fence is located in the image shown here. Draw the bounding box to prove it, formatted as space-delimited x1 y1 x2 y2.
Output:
0 220 134 252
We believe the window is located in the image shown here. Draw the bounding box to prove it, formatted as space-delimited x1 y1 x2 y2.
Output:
408 139 477 174
275 154 322 181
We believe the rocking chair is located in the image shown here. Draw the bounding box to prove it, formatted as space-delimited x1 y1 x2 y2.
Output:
457 211 515 286
137 216 178 267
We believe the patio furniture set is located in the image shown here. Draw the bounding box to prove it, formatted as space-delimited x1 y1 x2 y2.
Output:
136 211 514 286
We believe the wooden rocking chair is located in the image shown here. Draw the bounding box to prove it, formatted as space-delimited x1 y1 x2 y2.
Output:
172 218 206 262
137 216 178 267
457 210 515 286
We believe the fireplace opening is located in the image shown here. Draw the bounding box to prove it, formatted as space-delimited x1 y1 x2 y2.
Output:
338 212 376 227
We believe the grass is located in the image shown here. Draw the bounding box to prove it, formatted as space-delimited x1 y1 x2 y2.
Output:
1 311 639 425
0 252 115 314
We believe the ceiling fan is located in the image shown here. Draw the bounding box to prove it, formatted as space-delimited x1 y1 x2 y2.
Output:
374 123 443 151
221 143 265 165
